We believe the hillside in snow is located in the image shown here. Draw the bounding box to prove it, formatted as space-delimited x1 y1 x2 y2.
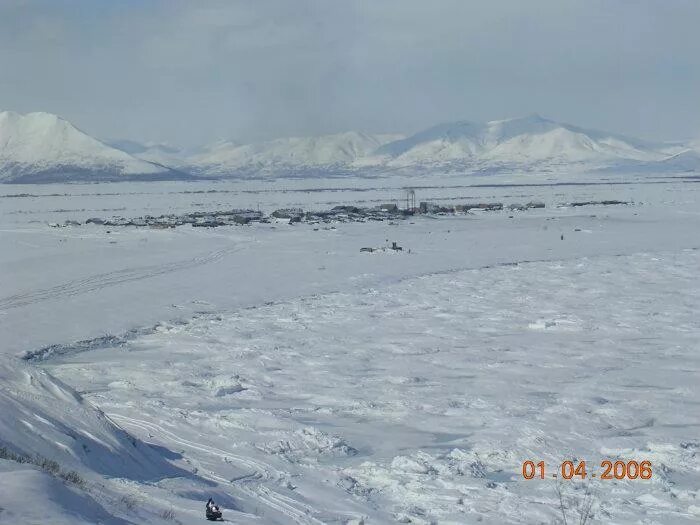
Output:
3 110 698 182
595 138 700 175
182 115 696 177
106 139 190 170
186 131 403 177
359 115 687 173
0 111 180 182
0 360 190 524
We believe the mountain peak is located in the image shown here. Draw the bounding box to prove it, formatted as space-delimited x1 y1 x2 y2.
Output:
1 110 65 127
0 110 172 182
489 113 550 125
371 115 674 169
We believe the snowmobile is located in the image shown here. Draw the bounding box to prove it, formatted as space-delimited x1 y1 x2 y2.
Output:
206 504 223 521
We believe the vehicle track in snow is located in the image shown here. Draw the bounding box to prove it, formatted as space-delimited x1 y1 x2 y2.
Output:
0 244 243 311
109 414 327 525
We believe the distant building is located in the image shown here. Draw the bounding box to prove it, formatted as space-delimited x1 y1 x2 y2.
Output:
420 202 448 214
272 208 304 219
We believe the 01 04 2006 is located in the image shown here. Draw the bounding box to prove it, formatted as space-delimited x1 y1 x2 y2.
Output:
521 460 652 480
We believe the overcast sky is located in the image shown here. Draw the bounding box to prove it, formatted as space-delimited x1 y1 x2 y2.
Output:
1 0 699 147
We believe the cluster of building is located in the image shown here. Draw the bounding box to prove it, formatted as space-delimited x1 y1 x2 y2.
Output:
52 199 547 230
416 200 546 213
559 200 629 208
84 209 265 228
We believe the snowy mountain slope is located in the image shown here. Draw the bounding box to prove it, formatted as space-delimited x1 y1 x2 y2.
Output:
0 361 184 481
0 111 177 182
0 359 198 523
189 131 403 176
655 149 700 171
597 147 700 174
0 464 130 525
107 139 180 156
363 115 680 171
107 139 190 169
2 110 695 181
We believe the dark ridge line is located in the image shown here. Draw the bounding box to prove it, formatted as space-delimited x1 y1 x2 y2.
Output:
23 329 148 362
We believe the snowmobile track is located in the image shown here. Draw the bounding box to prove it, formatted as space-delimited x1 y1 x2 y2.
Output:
109 414 326 525
0 245 242 311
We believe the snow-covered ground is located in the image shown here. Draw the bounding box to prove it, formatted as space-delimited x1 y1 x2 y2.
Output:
1 173 699 523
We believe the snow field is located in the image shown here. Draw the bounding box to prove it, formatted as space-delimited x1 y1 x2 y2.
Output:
1 176 699 523
46 249 700 523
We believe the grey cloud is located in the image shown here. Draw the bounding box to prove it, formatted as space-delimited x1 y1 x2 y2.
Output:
0 0 698 147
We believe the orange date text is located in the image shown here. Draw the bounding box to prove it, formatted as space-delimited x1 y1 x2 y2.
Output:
521 460 652 480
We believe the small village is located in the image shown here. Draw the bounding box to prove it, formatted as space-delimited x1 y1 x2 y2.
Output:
46 196 632 230
51 199 553 229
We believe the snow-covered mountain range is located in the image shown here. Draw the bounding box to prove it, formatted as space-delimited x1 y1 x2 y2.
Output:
361 115 685 171
0 111 179 182
126 117 699 178
188 131 403 177
1 110 697 182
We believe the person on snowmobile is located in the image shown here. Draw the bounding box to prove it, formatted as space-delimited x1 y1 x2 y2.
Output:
206 498 222 521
